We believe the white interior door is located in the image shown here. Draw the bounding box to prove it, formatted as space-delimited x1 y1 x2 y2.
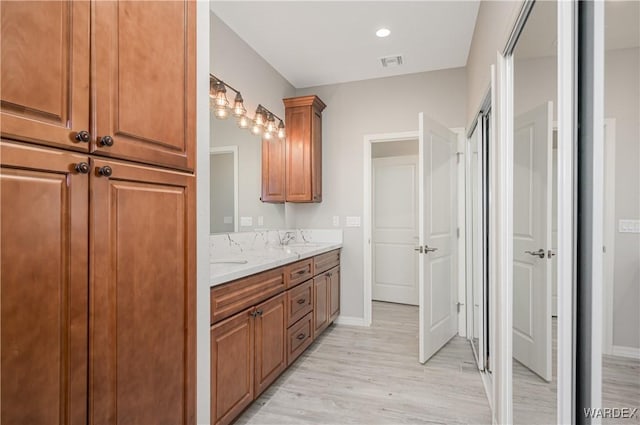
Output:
418 112 458 364
372 155 419 305
512 102 553 382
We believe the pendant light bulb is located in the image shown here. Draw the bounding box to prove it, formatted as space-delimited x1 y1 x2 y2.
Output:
266 113 277 133
213 81 228 107
264 130 273 140
254 108 265 127
233 92 246 117
237 114 250 129
277 120 286 139
214 105 229 120
251 122 263 135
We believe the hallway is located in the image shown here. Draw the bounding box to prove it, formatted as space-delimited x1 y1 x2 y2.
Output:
236 301 491 425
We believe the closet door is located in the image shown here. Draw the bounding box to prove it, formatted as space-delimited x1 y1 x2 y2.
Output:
0 1 90 151
89 158 195 425
1 140 89 425
92 0 196 171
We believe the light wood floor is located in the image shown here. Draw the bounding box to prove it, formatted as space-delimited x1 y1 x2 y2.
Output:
513 318 640 424
235 301 492 425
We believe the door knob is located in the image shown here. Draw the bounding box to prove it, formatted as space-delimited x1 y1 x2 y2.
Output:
74 162 90 174
424 246 438 253
75 131 90 143
97 166 112 177
99 136 114 147
525 249 545 258
414 246 424 253
548 250 556 258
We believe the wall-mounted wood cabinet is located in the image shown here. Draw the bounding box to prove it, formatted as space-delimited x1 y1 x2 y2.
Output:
261 95 326 203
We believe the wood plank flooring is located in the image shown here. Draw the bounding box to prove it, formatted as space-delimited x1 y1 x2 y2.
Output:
514 318 640 424
235 301 492 425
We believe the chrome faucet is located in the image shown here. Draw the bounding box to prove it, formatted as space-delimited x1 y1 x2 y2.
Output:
281 231 296 246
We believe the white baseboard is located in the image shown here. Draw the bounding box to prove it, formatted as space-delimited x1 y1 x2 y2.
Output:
611 345 640 360
334 315 368 327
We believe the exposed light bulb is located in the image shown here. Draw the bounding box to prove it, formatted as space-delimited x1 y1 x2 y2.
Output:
254 109 265 126
237 114 250 129
264 130 273 140
266 113 276 133
214 106 229 119
213 81 228 107
233 92 246 117
251 122 263 135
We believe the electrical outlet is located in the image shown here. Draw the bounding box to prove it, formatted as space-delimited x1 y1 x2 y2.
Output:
333 216 340 227
345 216 361 227
240 216 253 227
619 219 640 233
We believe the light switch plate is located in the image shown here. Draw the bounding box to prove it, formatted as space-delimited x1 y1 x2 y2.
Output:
333 216 340 227
223 216 233 224
345 216 361 227
619 219 640 233
240 216 253 227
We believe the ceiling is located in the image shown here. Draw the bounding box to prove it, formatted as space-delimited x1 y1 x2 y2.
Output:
210 1 480 88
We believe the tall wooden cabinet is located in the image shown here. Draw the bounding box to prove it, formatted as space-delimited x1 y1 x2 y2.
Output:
284 95 326 202
0 1 196 424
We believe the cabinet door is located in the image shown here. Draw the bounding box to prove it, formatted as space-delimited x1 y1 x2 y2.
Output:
329 266 340 323
261 136 285 203
89 159 195 425
311 108 323 202
285 106 312 202
313 275 329 337
1 1 90 151
254 293 286 397
211 308 254 425
93 0 196 171
1 141 88 425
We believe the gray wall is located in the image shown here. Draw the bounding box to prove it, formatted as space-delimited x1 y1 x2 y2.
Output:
372 140 419 158
466 0 523 127
210 152 235 233
292 69 467 319
514 48 640 350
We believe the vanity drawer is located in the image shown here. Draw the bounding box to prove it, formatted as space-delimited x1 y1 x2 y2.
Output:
210 268 285 324
287 312 313 366
284 258 313 288
313 249 340 276
286 279 313 327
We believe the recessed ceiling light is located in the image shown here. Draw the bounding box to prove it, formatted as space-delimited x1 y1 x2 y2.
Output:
376 28 391 38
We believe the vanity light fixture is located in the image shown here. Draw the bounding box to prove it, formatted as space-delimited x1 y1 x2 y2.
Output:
210 74 285 140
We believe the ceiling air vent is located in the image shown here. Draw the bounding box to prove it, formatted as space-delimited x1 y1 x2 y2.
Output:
380 55 403 68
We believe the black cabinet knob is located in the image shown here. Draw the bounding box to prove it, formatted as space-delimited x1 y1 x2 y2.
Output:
296 333 306 340
99 136 114 147
75 131 90 143
74 162 90 174
98 166 112 177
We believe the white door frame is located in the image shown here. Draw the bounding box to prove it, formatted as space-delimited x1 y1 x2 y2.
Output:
363 131 419 327
602 119 616 356
363 130 466 337
210 145 239 233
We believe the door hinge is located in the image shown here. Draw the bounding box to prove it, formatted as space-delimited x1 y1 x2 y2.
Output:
457 227 460 238
456 302 463 313
456 152 463 164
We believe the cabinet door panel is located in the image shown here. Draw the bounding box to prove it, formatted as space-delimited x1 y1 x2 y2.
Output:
1 141 88 425
313 276 329 338
285 107 312 201
0 1 90 151
261 136 285 202
329 267 340 323
93 0 195 170
211 309 254 425
90 159 195 425
254 293 286 397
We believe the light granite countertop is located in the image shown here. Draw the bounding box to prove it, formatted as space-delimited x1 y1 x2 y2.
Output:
210 241 342 287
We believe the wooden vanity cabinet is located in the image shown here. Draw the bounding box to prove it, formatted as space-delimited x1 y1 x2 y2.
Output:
283 95 326 203
254 293 287 397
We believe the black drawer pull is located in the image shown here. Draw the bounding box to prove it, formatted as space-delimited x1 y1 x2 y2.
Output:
297 298 306 305
296 270 307 275
296 333 306 340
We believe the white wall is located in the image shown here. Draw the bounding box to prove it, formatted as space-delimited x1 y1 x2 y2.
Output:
293 69 467 319
466 0 523 127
